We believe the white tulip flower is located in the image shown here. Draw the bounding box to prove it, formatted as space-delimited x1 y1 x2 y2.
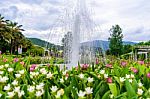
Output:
46 72 53 79
40 68 47 75
36 83 44 90
60 78 64 83
7 91 15 98
0 71 3 75
27 86 35 93
5 64 9 68
62 70 68 75
15 74 21 78
104 74 108 78
137 88 143 95
125 74 130 79
85 87 93 94
110 94 114 98
35 72 39 76
12 80 18 86
36 90 43 97
58 89 64 95
14 86 20 93
4 84 11 91
8 68 14 72
120 77 126 83
0 76 9 83
55 89 64 98
30 72 36 76
87 77 94 83
129 79 133 83
100 70 105 74
51 86 58 93
130 74 135 78
55 92 61 98
78 90 86 98
138 82 143 88
0 93 2 98
18 90 25 98
79 73 84 79
19 70 25 75
0 65 4 69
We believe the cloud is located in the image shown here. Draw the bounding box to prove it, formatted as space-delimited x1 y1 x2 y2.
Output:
0 6 19 20
0 0 149 44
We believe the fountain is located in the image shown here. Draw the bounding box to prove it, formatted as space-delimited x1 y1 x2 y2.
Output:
45 0 106 68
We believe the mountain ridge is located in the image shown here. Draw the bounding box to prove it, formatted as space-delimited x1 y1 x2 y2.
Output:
28 38 137 50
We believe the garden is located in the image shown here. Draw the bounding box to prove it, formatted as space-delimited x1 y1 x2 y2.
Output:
0 52 150 99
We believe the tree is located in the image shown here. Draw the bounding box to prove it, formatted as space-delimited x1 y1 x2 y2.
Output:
0 14 32 54
108 25 123 56
122 44 133 54
6 21 24 54
0 14 12 52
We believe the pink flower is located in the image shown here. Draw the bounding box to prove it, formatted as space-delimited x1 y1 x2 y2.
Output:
121 61 127 66
75 66 78 70
106 64 112 68
147 73 150 78
3 58 7 62
29 64 37 72
66 73 69 78
30 67 35 72
138 61 144 65
47 64 50 67
107 77 112 83
0 51 2 55
96 59 99 65
20 61 25 65
131 67 138 73
31 64 36 69
82 64 89 70
13 58 19 62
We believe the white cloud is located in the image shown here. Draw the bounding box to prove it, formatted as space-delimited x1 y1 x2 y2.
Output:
0 0 149 44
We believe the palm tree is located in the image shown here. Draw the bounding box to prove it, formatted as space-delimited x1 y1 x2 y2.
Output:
0 14 12 52
6 21 24 54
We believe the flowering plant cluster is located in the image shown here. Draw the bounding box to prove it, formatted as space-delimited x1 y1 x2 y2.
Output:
0 55 150 99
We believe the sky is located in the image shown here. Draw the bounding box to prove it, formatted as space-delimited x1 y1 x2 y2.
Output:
0 0 150 44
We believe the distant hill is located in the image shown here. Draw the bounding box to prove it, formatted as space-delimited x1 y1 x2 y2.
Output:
28 38 137 51
82 40 137 51
28 38 62 50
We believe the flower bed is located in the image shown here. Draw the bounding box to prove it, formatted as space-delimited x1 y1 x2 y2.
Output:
0 54 150 98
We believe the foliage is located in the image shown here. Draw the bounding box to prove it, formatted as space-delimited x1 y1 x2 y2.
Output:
122 44 133 54
0 54 150 99
27 45 44 57
108 25 123 56
0 14 32 54
28 38 62 50
136 41 150 46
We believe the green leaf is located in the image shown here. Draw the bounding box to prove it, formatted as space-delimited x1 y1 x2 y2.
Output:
132 79 138 91
85 71 100 81
43 82 51 99
108 83 118 96
92 62 95 72
102 90 110 99
63 94 68 99
71 88 78 99
114 92 127 99
78 62 81 73
94 91 101 99
125 80 137 99
138 65 145 76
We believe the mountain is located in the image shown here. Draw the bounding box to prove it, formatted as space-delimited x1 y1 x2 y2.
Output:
28 38 137 51
28 38 62 49
82 40 137 51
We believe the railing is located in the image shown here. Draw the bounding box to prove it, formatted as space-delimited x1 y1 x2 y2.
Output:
135 45 150 49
